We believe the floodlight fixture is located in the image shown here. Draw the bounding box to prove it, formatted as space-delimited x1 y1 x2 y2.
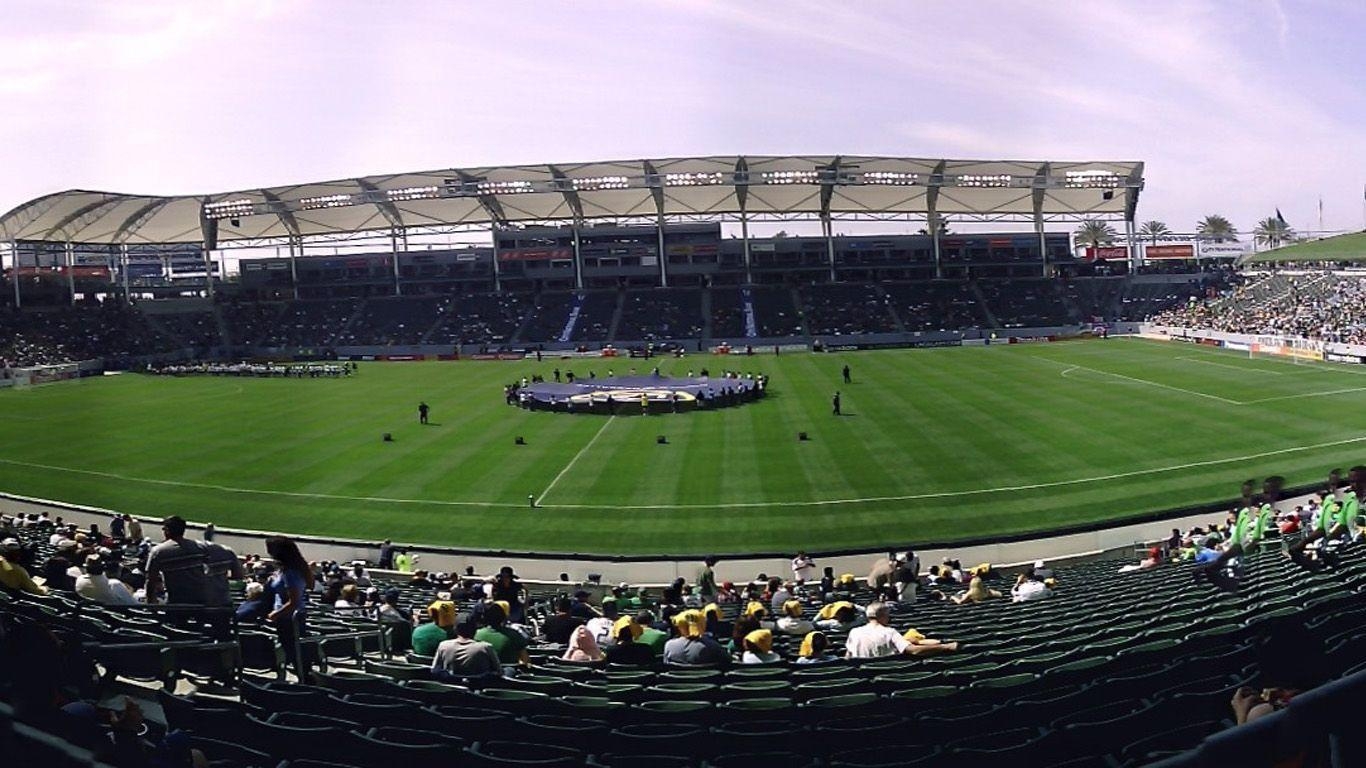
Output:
386 186 440 202
299 193 353 210
1063 170 1123 189
956 174 1014 188
204 198 255 220
862 171 919 186
761 170 819 185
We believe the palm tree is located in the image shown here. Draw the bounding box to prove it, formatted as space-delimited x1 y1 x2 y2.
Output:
1196 214 1238 242
1074 219 1117 248
1138 220 1170 244
1253 216 1293 249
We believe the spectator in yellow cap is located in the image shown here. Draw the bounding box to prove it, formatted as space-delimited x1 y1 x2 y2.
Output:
776 600 814 636
815 601 865 630
412 600 456 655
798 631 838 664
604 616 654 666
741 629 781 664
744 601 776 631
663 609 728 666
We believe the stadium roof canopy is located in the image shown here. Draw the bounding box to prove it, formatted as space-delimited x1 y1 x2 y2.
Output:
1238 231 1366 264
0 155 1143 247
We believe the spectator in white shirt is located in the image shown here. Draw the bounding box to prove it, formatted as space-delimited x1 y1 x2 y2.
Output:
775 600 814 636
791 551 816 584
1011 572 1054 603
844 603 958 659
75 556 137 606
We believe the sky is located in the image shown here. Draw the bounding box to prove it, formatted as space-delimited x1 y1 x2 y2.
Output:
2 0 1364 239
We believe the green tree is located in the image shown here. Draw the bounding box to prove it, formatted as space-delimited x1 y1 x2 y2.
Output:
1074 219 1117 248
1253 216 1293 249
1196 214 1238 242
1138 220 1171 244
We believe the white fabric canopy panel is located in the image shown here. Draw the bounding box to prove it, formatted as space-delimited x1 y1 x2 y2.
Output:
0 156 1142 245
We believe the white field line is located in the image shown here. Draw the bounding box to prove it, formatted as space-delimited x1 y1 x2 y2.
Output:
1044 359 1242 405
5 430 1366 512
1175 355 1284 375
535 415 615 506
1145 339 1366 378
0 457 524 508
1241 386 1366 405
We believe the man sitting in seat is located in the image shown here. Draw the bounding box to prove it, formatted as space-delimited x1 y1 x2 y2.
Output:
845 602 958 659
432 611 501 680
411 600 456 656
475 601 530 667
662 609 729 666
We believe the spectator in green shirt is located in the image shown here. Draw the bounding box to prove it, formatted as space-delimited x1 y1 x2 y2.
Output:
411 600 456 656
634 610 668 657
475 601 529 666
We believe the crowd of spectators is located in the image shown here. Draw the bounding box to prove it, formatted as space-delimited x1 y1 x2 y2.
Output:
1153 271 1366 344
799 283 898 336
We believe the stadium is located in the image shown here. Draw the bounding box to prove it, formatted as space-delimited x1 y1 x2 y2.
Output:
3 3 1366 765
4 150 1366 766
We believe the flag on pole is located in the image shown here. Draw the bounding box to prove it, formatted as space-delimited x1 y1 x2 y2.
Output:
1275 208 1288 226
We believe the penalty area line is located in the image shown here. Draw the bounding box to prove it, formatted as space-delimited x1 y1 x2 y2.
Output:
536 415 616 506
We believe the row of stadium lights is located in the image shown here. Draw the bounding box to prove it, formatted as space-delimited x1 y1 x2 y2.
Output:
203 170 1122 220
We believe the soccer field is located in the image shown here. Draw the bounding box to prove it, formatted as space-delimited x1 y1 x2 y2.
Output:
2 337 1364 555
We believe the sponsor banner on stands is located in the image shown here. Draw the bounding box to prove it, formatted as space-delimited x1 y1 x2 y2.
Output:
1008 336 1057 344
1223 341 1250 352
1083 246 1128 262
823 339 963 351
1144 244 1196 260
1199 338 1220 347
470 353 525 361
1325 352 1366 365
379 355 425 361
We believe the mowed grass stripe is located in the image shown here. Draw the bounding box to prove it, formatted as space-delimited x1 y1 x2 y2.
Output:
4 342 1366 554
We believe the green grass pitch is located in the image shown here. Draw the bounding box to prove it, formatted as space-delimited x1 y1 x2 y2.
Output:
2 337 1364 555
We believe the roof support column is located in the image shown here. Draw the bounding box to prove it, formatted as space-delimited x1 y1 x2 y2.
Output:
119 244 131 304
572 221 584 290
202 246 216 300
8 241 20 309
288 238 301 300
1124 219 1139 273
927 161 946 279
1033 163 1050 278
822 213 836 282
740 211 752 284
656 211 668 288
390 228 402 297
490 229 502 293
64 242 76 305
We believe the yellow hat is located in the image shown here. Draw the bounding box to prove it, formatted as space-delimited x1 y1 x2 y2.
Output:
703 603 722 622
902 627 925 643
838 573 856 585
493 600 511 618
744 629 774 654
744 601 767 619
782 600 803 618
613 615 643 641
817 601 855 621
427 600 456 626
799 630 825 658
673 609 706 638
